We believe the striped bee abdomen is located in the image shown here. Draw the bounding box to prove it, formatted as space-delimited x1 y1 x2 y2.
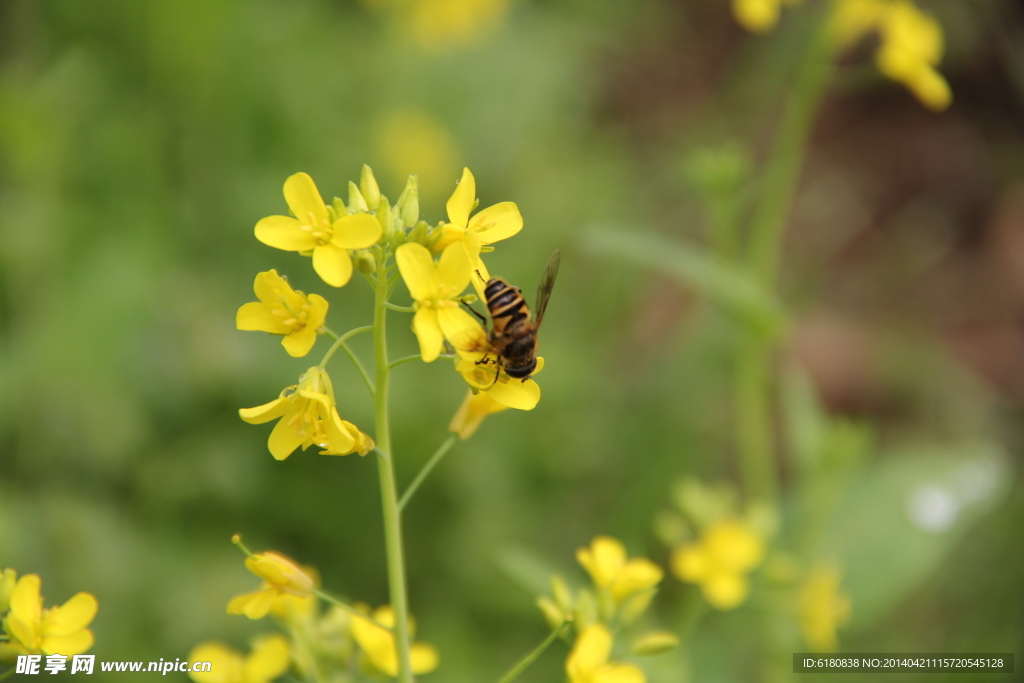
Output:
484 278 530 332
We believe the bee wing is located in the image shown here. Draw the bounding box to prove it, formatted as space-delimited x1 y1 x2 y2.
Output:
533 249 560 328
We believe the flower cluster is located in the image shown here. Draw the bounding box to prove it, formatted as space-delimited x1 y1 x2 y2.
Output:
0 569 98 661
189 543 439 682
798 563 851 652
537 536 676 683
238 165 543 460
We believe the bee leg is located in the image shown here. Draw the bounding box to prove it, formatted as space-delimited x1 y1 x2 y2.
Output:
459 298 489 327
488 362 501 388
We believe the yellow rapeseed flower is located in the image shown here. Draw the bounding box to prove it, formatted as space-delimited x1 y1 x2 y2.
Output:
395 241 484 362
798 564 851 652
236 270 328 358
566 624 645 683
255 172 382 287
365 0 511 51
188 635 290 683
576 536 663 605
670 518 765 610
239 367 373 460
449 390 509 440
732 0 802 33
834 0 951 110
0 568 16 613
431 168 523 288
0 574 97 658
350 605 439 677
227 552 315 620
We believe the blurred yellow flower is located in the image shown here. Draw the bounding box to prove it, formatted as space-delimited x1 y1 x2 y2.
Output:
576 536 664 605
377 109 459 199
0 574 97 658
449 390 508 439
670 519 765 610
188 635 290 683
351 605 439 676
566 624 645 683
239 366 373 460
834 0 951 110
798 564 851 652
364 0 511 51
236 270 328 358
255 172 382 287
0 568 16 614
395 242 483 362
228 552 315 620
732 0 802 33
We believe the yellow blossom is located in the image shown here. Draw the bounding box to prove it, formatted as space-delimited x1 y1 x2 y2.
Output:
576 536 663 605
834 0 951 110
449 390 510 439
350 605 439 677
236 270 328 358
239 367 373 460
395 242 484 362
0 568 16 614
227 552 315 620
732 0 802 33
798 564 851 652
670 518 765 610
255 172 382 287
365 0 511 51
456 354 542 405
0 574 97 658
566 624 645 683
431 168 522 290
188 635 290 683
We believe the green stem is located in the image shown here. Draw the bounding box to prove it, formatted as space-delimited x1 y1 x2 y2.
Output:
735 341 777 505
495 619 572 683
372 252 415 683
388 354 423 370
322 326 375 397
384 302 415 312
398 435 457 512
0 668 12 682
746 10 836 287
311 588 393 631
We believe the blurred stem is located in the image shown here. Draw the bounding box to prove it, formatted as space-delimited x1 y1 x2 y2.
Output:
735 340 777 505
495 618 572 683
746 10 836 287
0 668 12 681
311 588 392 631
399 435 457 512
373 251 415 683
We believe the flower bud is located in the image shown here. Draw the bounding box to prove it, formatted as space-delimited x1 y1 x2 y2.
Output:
551 575 573 612
631 631 679 656
537 597 564 630
375 196 394 241
396 174 420 227
406 220 430 247
0 568 16 613
348 181 368 213
354 250 377 274
245 552 314 597
360 164 381 210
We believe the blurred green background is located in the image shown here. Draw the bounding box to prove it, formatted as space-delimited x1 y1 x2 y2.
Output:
1 0 1022 681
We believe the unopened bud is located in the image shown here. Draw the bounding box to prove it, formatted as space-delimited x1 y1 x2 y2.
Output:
375 196 394 241
537 597 564 630
406 220 430 246
360 165 381 210
631 631 679 656
348 181 368 213
354 250 377 274
396 174 420 227
551 575 573 612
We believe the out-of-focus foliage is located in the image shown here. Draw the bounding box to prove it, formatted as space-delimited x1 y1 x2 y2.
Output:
2 0 1023 681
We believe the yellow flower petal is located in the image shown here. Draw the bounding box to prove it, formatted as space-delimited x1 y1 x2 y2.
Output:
436 242 471 295
396 242 437 301
486 375 540 411
283 172 329 228
410 643 440 674
577 537 626 588
449 390 509 440
321 407 358 455
412 308 445 362
227 589 276 620
704 520 765 573
733 0 780 33
312 243 354 288
41 630 93 657
243 634 290 682
670 545 709 582
236 302 292 335
245 553 314 596
593 663 646 683
0 569 16 614
468 201 523 243
701 573 749 610
7 613 38 651
281 325 317 357
330 213 383 249
268 415 305 461
252 269 297 306
906 65 951 111
611 559 663 602
44 593 97 637
567 624 613 677
239 397 290 425
254 215 317 252
10 575 42 627
188 642 244 683
446 167 476 228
